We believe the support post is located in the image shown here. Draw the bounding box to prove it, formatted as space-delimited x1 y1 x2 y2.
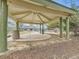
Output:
16 21 20 39
60 17 63 38
0 0 8 52
12 21 20 39
41 24 44 34
40 24 42 34
66 17 70 39
16 21 19 31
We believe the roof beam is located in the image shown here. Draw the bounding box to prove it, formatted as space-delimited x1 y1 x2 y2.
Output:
38 13 53 21
11 11 31 15
37 14 45 23
9 12 31 22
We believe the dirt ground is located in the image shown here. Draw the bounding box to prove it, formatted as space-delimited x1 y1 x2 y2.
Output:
0 35 79 59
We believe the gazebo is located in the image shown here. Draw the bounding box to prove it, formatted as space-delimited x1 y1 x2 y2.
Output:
0 0 76 52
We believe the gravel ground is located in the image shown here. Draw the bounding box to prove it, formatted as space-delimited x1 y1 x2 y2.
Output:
0 36 79 59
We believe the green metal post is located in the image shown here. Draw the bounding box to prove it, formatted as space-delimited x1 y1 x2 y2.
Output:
13 21 20 39
60 17 63 38
16 21 19 30
66 17 70 39
41 24 44 34
16 21 20 39
40 24 42 34
0 0 8 52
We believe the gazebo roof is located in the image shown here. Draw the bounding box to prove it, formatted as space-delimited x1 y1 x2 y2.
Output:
8 0 76 24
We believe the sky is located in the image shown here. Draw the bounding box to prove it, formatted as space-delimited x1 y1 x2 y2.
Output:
53 0 79 8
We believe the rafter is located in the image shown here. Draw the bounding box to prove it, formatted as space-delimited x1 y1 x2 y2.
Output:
39 13 59 21
9 12 31 23
39 13 53 21
37 13 45 23
15 12 31 20
11 11 31 15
